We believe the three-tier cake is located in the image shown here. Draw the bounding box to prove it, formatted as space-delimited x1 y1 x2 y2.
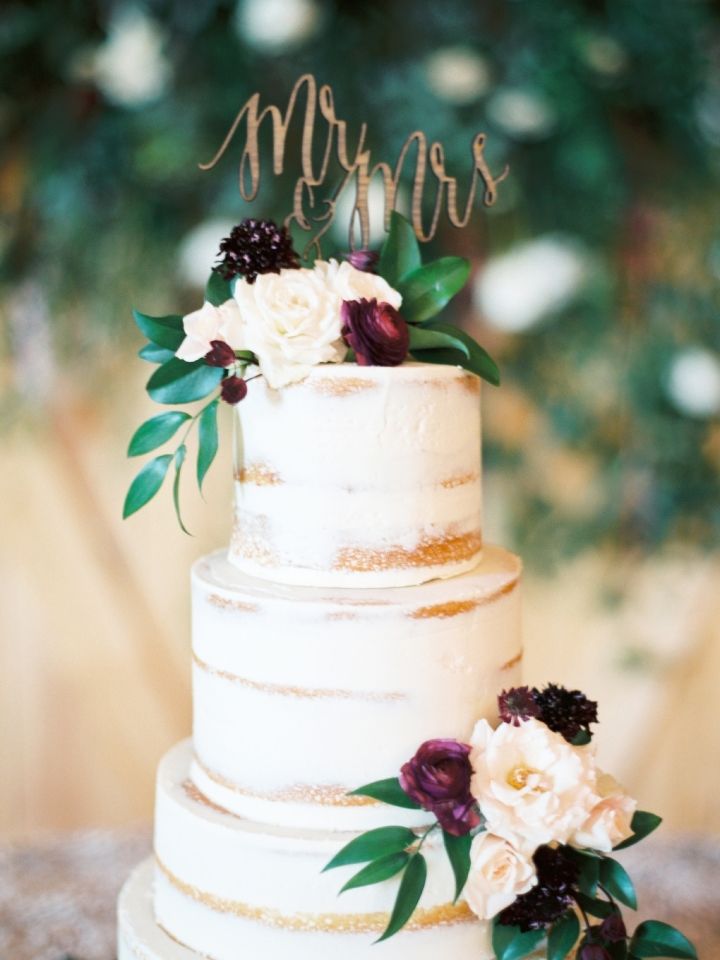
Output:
118 361 522 959
118 212 696 960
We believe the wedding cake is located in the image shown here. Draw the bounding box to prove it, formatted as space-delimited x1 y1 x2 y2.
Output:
117 215 696 960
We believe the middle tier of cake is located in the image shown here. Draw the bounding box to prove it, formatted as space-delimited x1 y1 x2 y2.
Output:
191 545 522 831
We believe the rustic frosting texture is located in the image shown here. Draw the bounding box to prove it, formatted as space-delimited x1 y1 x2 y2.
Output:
229 363 483 588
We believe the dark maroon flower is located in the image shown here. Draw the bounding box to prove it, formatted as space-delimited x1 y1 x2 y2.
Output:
341 298 409 367
205 340 237 368
216 218 300 284
535 684 599 744
600 912 627 944
498 686 542 726
533 845 579 890
399 739 480 837
498 845 578 931
344 249 379 273
579 946 611 960
220 375 248 405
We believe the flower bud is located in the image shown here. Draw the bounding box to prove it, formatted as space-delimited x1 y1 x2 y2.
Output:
205 340 237 368
344 249 380 273
221 375 248 405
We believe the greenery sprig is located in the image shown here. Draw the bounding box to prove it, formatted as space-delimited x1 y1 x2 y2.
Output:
377 212 500 386
123 272 255 529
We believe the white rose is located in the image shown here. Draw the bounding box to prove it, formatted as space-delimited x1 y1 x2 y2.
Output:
571 772 637 852
470 718 600 853
465 832 537 920
176 299 245 362
233 266 347 389
317 258 403 310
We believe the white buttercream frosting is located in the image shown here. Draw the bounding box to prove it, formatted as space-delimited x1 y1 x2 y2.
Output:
230 362 483 588
145 741 496 960
191 545 522 830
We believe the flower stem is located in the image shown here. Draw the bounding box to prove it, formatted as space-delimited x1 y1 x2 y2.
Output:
414 823 438 854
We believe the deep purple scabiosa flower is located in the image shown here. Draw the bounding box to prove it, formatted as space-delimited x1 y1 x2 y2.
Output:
341 298 409 367
535 683 599 744
344 249 379 273
216 218 300 284
399 739 480 836
204 340 237 368
498 686 542 726
220 375 248 405
497 845 579 931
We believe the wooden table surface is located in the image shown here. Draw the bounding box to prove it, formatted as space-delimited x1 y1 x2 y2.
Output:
1 827 718 959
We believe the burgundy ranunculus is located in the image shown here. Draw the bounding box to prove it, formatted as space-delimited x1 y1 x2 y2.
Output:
344 249 379 273
205 340 237 368
341 298 409 367
220 375 248 405
399 739 480 837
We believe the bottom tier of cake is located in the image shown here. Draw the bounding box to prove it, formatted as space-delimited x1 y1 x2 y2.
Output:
119 860 198 960
120 739 498 959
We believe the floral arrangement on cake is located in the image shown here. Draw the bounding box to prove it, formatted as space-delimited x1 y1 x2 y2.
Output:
123 213 498 527
324 684 697 960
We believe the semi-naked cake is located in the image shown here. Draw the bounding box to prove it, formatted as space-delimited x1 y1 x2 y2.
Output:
120 215 694 960
119 361 522 959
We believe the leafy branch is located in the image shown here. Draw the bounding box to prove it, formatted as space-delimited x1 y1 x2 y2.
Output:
123 393 221 531
377 212 500 386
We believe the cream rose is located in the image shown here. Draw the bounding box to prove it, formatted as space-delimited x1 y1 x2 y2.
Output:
176 299 245 362
465 832 537 920
470 718 600 853
233 265 347 388
571 772 637 852
316 258 403 310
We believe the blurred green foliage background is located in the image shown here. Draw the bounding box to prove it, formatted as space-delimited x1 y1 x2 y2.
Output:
2 0 719 568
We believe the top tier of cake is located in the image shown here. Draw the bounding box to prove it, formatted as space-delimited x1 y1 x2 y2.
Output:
229 363 483 588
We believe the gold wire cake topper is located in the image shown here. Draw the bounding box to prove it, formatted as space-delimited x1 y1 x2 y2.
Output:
199 73 509 259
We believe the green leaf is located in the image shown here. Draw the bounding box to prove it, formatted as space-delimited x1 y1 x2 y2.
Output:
375 852 427 943
205 269 233 307
419 320 500 385
442 830 472 902
614 811 663 851
123 454 173 519
349 777 422 810
574 892 615 919
128 411 190 457
147 357 224 405
378 211 422 287
577 854 600 897
630 921 698 959
492 921 545 960
408 324 471 357
132 310 185 351
197 399 219 493
548 911 580 960
138 343 176 364
600 857 637 909
397 256 470 323
571 729 592 745
322 826 417 872
172 444 191 535
340 851 410 893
